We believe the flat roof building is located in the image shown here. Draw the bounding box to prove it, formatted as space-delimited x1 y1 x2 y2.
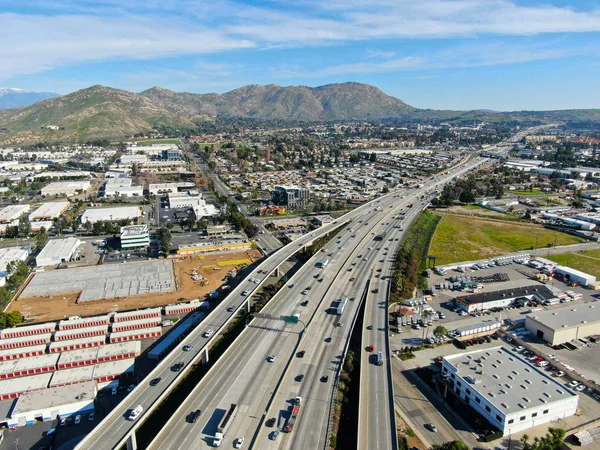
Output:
0 205 30 223
0 246 29 287
0 372 52 401
41 181 91 197
525 303 600 346
553 266 596 287
176 238 251 255
442 346 578 435
0 345 47 362
113 307 161 323
36 237 81 267
0 354 59 379
92 358 135 382
0 334 52 351
48 335 106 353
148 182 195 195
120 225 150 249
81 206 141 224
57 341 140 370
58 315 111 330
49 365 94 387
0 322 56 339
10 380 96 426
29 201 70 221
53 325 107 341
109 327 162 343
455 285 557 313
148 311 205 360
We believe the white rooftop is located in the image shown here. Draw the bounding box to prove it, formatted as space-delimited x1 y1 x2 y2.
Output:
0 204 29 222
49 365 94 386
0 345 47 359
36 237 80 266
527 303 600 330
81 206 140 224
110 327 161 340
92 358 135 378
29 202 70 220
120 225 149 238
0 373 52 396
12 380 96 416
48 335 106 351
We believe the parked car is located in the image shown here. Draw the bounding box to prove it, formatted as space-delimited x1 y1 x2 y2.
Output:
575 385 586 392
555 371 566 377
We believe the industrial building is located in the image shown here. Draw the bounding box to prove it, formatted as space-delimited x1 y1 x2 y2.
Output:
28 201 70 221
40 181 91 197
53 326 107 341
455 285 558 313
48 335 106 353
1 322 56 339
111 317 161 332
120 224 150 249
164 299 210 316
0 204 30 223
0 246 29 286
103 177 143 198
0 373 53 401
113 307 161 322
148 182 195 195
36 237 81 267
442 347 579 435
177 238 252 255
0 345 47 361
0 334 52 350
167 190 204 208
525 303 600 346
272 185 310 209
8 380 96 427
58 315 111 330
552 266 596 287
81 206 141 224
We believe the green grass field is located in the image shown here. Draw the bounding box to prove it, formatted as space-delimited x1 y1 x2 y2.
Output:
509 189 545 196
547 250 600 278
429 215 585 264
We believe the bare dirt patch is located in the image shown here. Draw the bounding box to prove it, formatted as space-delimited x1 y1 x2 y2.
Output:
10 249 261 322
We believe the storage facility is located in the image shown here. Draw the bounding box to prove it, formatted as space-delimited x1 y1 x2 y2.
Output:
92 359 135 383
113 307 161 323
455 285 558 313
0 246 29 287
36 237 81 267
0 204 30 223
48 335 106 353
58 315 111 330
442 346 578 435
0 354 59 379
111 317 161 332
29 201 70 221
0 322 55 339
48 365 94 387
53 325 107 341
109 327 161 343
81 206 141 224
8 380 96 427
148 311 205 360
164 299 210 316
0 334 52 350
120 224 150 249
40 181 91 197
0 345 47 361
0 373 53 400
553 265 596 287
57 341 140 369
525 303 600 346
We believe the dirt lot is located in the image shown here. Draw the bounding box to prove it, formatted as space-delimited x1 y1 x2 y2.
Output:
9 249 261 322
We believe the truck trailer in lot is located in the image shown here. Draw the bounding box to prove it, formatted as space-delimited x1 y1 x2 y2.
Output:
214 403 237 447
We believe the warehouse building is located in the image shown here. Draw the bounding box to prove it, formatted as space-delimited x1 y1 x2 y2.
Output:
168 190 204 209
120 224 150 249
148 182 195 195
81 206 141 224
57 341 140 369
164 299 210 316
0 246 29 287
148 311 205 360
0 322 56 339
92 359 135 383
40 181 91 197
0 204 30 223
113 307 161 323
0 334 52 351
0 354 59 379
111 317 161 332
455 285 558 313
109 327 161 343
0 372 52 401
8 380 96 427
30 220 53 232
53 325 107 341
48 335 106 353
553 266 596 287
29 201 70 221
103 177 143 198
442 347 578 435
36 237 80 267
48 365 94 387
0 345 47 361
58 315 111 330
525 303 600 346
177 238 252 255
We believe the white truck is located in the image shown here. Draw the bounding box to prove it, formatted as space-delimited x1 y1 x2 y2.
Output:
214 403 237 447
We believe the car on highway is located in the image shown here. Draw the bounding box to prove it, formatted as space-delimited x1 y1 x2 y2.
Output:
337 322 343 327
241 290 249 296
270 430 280 440
266 417 276 427
227 307 234 312
296 350 305 358
189 409 202 423
128 405 143 421
171 362 184 372
267 355 276 362
203 330 214 338
301 290 309 295
234 437 245 449
349 277 355 282
295 374 305 382
150 377 161 386
321 375 329 382
75 415 81 425
183 344 193 351
300 300 309 306
366 325 373 330
426 423 438 432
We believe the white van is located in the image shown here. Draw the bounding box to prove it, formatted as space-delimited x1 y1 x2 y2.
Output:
128 405 143 421
203 330 214 338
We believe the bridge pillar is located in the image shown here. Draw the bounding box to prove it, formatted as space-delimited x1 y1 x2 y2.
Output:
126 432 137 450
273 266 279 277
202 347 209 364
245 299 250 314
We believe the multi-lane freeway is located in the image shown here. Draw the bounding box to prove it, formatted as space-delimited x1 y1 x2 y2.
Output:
77 128 538 450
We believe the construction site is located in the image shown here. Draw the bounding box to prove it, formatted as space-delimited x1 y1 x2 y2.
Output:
9 249 261 322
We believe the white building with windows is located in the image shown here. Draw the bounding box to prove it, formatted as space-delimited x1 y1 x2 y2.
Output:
120 225 150 249
36 238 81 267
442 346 578 435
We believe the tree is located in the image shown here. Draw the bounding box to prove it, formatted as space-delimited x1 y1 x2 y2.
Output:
36 227 49 249
430 441 470 450
186 211 197 230
18 215 30 237
433 325 448 338
521 428 565 450
157 227 172 255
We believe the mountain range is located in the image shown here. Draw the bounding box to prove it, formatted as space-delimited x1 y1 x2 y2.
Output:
0 88 58 109
0 82 599 143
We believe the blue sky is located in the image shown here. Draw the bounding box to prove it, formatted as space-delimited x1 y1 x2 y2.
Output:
1 0 600 111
